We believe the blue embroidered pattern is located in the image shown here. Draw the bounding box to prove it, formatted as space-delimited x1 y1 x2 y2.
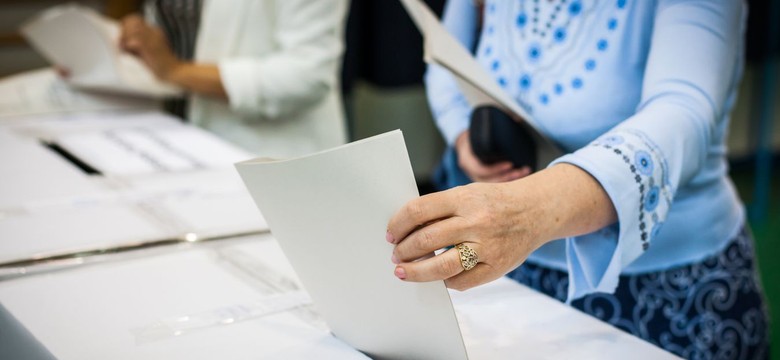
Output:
591 129 672 250
479 0 630 109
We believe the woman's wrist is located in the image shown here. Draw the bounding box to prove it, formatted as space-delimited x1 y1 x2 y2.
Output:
161 63 227 99
506 163 617 245
160 60 188 85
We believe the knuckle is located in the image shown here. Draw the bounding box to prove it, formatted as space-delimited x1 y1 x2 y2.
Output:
416 229 436 252
437 255 459 276
404 200 425 223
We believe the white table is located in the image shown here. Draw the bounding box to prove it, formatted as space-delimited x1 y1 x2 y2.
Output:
0 77 679 358
0 234 678 359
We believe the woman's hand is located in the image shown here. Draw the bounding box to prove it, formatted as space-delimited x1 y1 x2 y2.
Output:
119 14 182 81
386 181 546 290
386 163 617 291
455 131 531 183
54 66 70 78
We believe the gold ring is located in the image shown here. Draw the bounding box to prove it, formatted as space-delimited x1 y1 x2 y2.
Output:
456 243 478 271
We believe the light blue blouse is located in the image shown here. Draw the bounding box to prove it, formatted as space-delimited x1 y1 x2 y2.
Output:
426 0 747 301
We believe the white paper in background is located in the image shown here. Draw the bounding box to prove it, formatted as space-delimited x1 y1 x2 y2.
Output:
150 192 267 237
0 169 268 265
0 112 264 265
54 123 253 176
10 111 182 139
0 69 159 118
397 0 563 166
0 240 368 360
236 130 469 360
20 4 181 98
0 129 107 209
0 202 170 264
119 170 269 238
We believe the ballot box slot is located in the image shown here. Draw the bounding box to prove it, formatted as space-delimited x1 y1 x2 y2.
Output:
40 140 102 176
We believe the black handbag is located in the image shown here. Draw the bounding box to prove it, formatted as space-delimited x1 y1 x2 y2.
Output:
468 105 538 171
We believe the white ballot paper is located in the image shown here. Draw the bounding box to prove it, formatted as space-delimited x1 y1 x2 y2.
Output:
20 4 181 98
0 68 158 118
235 130 469 360
399 0 562 167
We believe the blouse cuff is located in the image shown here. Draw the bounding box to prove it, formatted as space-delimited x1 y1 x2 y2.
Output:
551 129 673 301
218 58 268 116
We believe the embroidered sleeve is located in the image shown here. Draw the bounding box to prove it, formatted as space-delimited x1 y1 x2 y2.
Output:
550 0 744 301
551 129 673 301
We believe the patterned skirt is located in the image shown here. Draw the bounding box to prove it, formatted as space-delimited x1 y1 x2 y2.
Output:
506 226 771 360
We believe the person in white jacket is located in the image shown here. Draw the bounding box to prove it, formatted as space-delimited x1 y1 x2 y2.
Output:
119 0 348 158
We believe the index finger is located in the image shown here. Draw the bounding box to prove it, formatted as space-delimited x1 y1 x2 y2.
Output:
386 188 459 244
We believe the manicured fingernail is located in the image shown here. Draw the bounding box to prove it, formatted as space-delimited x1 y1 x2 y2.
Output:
394 266 406 280
386 231 395 244
391 253 400 264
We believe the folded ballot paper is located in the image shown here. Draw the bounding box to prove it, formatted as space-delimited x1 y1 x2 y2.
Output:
235 131 469 360
398 0 562 167
20 4 181 98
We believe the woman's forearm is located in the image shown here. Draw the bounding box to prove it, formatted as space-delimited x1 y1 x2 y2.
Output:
164 63 228 99
514 163 617 244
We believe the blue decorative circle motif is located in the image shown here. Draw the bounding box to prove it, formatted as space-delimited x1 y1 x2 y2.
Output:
585 59 596 71
554 83 563 95
498 77 507 87
569 1 582 16
520 74 532 90
491 60 500 71
540 93 549 105
528 44 542 61
517 13 527 28
554 27 567 42
617 0 627 9
608 18 618 31
645 186 660 211
635 151 654 176
597 39 609 51
572 77 583 89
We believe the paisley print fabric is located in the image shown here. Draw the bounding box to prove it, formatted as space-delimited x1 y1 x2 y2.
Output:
507 225 771 359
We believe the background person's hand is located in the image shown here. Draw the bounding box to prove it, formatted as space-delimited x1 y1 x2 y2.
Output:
119 14 181 81
454 131 531 183
53 66 70 78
